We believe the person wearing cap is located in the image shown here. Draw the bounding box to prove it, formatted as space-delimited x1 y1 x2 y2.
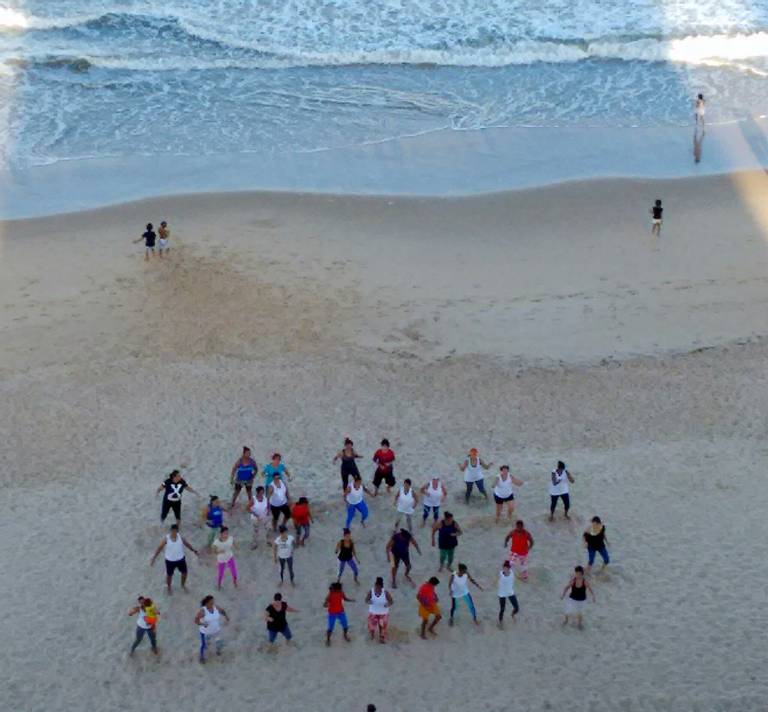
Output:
158 220 170 257
458 448 493 504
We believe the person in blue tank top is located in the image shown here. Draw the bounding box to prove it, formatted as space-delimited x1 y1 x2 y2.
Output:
263 452 292 489
205 496 224 549
230 446 258 509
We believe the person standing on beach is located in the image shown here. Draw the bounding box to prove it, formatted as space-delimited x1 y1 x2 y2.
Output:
213 526 237 590
324 581 354 645
584 516 610 572
561 566 596 629
195 595 229 663
420 476 447 526
157 220 170 257
230 447 257 510
274 525 296 586
549 461 575 521
344 474 372 529
417 577 442 639
333 438 362 491
365 577 393 643
504 519 534 581
268 476 291 532
372 439 396 495
263 452 292 489
133 223 156 260
650 199 663 237
459 448 492 503
248 486 271 549
292 496 312 546
695 93 706 127
493 465 524 523
394 478 418 532
204 496 224 549
497 561 519 628
432 511 462 572
128 596 159 657
448 563 483 626
150 523 199 594
336 528 361 584
265 593 297 646
156 469 199 523
386 527 421 589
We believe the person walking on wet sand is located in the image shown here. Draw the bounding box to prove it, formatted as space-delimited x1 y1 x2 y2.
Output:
386 527 421 588
432 511 462 572
549 460 574 521
417 577 442 639
561 565 596 629
650 199 663 237
324 581 354 645
366 577 393 643
334 438 362 491
158 220 170 257
133 223 156 260
448 563 483 627
230 446 257 510
372 439 396 495
150 523 199 594
459 448 492 503
128 596 159 657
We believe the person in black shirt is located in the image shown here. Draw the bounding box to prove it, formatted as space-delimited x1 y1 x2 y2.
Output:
265 593 298 645
650 199 663 236
155 469 199 522
134 222 157 260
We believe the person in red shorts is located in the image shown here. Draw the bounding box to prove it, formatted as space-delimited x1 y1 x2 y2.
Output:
417 576 442 639
372 438 396 496
504 519 535 581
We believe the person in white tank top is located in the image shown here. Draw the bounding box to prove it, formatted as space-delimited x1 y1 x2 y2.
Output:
459 448 492 503
194 594 230 663
497 560 519 628
248 485 271 549
128 596 159 656
420 476 447 526
344 474 372 529
150 523 199 594
365 576 394 643
268 478 291 531
393 478 418 532
493 465 525 523
448 563 483 626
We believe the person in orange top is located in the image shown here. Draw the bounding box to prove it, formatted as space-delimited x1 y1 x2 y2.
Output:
416 576 442 639
504 520 535 581
324 582 355 645
291 496 312 546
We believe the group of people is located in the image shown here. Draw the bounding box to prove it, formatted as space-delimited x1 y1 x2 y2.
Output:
134 220 171 259
130 440 613 660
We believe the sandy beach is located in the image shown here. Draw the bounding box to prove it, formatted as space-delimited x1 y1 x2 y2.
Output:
2 173 768 712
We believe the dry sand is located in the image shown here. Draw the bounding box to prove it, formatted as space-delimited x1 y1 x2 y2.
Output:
1 174 768 712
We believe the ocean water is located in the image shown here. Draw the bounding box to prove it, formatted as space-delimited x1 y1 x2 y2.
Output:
0 0 766 170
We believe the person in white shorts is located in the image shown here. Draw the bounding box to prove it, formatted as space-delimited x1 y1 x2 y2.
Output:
420 476 447 526
248 485 271 549
195 594 230 663
158 220 170 256
560 566 595 629
393 478 418 532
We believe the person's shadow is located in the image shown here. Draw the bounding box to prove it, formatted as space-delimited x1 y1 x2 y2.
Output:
693 127 705 164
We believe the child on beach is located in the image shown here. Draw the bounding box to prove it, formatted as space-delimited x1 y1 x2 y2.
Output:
133 223 156 260
695 93 706 127
157 220 170 256
651 199 663 236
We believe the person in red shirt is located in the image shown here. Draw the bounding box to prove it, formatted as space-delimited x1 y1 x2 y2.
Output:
504 520 535 581
324 581 355 645
291 496 312 546
416 576 442 639
372 438 396 495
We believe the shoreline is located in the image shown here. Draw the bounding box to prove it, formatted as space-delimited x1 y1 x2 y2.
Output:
2 119 767 219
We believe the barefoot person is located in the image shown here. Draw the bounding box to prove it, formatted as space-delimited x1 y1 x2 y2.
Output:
268 476 291 532
448 563 483 626
274 525 296 586
504 520 534 582
365 577 393 643
432 511 462 572
150 524 199 594
324 582 354 645
333 438 362 491
248 486 271 549
344 474 372 529
292 496 312 546
265 593 297 646
263 452 292 489
459 448 492 503
156 469 199 523
372 439 396 496
213 527 238 590
584 516 610 572
420 476 447 526
230 447 257 510
549 461 574 521
650 199 663 237
133 223 156 260
204 496 224 549
695 93 706 127
158 220 170 257
394 478 418 532
128 596 159 656
417 577 442 639
386 527 421 589
336 528 360 584
561 566 596 629
195 595 229 663
493 466 524 523
497 561 519 628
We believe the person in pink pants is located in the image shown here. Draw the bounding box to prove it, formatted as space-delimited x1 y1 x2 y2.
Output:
213 526 238 589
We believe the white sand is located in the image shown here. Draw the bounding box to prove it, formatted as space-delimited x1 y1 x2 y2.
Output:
2 174 768 711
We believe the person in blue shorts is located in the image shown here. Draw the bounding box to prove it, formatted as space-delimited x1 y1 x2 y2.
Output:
324 581 354 646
